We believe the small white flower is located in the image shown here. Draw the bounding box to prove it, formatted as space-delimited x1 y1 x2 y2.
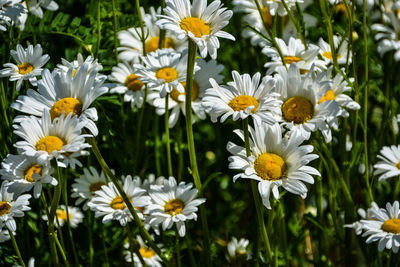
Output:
0 0 26 32
124 235 163 267
372 12 400 61
373 145 400 181
318 35 351 66
226 237 251 262
344 203 380 235
147 176 206 237
264 0 302 16
56 53 105 81
0 44 49 91
26 0 58 19
42 205 84 228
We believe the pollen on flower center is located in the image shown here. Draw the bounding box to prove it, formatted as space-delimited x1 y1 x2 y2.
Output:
284 56 302 64
139 247 156 258
322 51 341 60
155 67 179 83
318 90 335 104
24 164 43 183
145 36 175 53
254 153 287 181
170 81 199 102
50 97 83 120
282 96 314 124
228 95 259 112
56 210 72 221
110 195 126 210
164 199 185 215
125 74 144 91
89 182 105 193
0 201 11 216
18 62 34 75
35 136 65 153
180 17 211 38
381 218 400 234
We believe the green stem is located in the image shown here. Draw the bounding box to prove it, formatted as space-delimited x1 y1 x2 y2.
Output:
96 0 101 58
111 0 119 64
127 225 146 266
319 0 339 70
175 228 182 267
281 0 308 49
154 115 162 176
8 229 25 267
134 0 147 55
0 80 10 128
99 222 110 267
158 0 166 49
165 95 173 176
87 211 94 267
133 87 148 174
185 39 211 267
54 233 69 266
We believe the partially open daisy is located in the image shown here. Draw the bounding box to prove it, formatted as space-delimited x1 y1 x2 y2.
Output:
124 235 163 267
202 70 281 125
12 63 108 136
87 175 151 226
56 53 105 81
43 205 84 228
0 154 57 199
0 44 49 91
226 237 251 262
108 61 146 109
157 0 235 59
71 167 107 210
135 49 198 97
318 36 351 66
148 58 224 128
372 12 400 61
360 201 400 253
227 123 320 209
147 176 206 237
0 181 31 231
373 145 400 181
345 202 380 235
13 110 91 168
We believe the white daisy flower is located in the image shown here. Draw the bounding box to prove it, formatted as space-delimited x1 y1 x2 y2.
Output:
264 0 302 16
373 145 400 181
372 12 400 61
226 237 251 262
132 174 166 192
25 0 58 19
148 58 224 127
71 167 107 210
0 0 25 31
345 202 380 235
135 49 199 98
262 37 323 74
227 123 320 209
0 44 49 91
108 61 146 109
56 53 105 81
42 205 84 228
202 70 282 125
0 154 57 199
0 181 31 231
147 176 206 237
118 6 185 61
124 235 163 267
0 227 12 243
275 64 340 143
360 201 400 253
13 110 91 168
156 0 235 59
87 175 151 226
318 35 351 66
11 63 108 136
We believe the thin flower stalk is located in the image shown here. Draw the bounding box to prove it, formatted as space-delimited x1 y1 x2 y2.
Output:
8 229 26 267
111 0 119 64
165 95 173 176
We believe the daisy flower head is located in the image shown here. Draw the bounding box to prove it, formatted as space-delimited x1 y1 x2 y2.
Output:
373 145 400 181
11 62 108 136
263 37 323 74
71 167 107 210
148 58 223 128
124 235 163 267
275 64 340 143
226 237 251 262
372 12 400 61
0 227 11 243
202 70 282 125
0 181 31 232
135 48 199 98
147 176 206 237
56 53 105 81
0 0 26 32
25 0 58 19
227 123 320 209
318 36 351 66
131 174 166 192
87 175 151 226
345 202 380 235
156 0 235 59
0 44 49 91
108 61 146 109
13 110 91 168
265 0 303 16
0 154 57 199
360 201 400 253
42 205 84 228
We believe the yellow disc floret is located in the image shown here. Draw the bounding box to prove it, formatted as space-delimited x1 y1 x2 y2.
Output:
318 90 335 104
254 153 287 181
282 96 314 124
24 164 43 183
164 199 185 215
180 17 211 38
18 63 34 75
56 210 72 221
0 201 11 216
35 136 65 153
156 67 179 83
284 56 302 64
228 95 259 113
381 218 400 234
89 182 105 193
139 247 156 258
110 195 126 210
322 51 341 60
145 36 175 53
170 81 199 102
50 97 83 120
125 74 144 91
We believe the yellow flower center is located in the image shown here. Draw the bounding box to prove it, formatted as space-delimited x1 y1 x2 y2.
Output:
155 67 178 83
89 182 105 193
56 210 72 221
228 95 259 112
261 6 273 27
110 195 126 210
24 164 43 183
125 74 144 91
139 247 156 258
284 56 302 64
18 63 34 75
50 97 83 120
72 69 77 77
282 96 314 124
333 3 347 15
322 51 341 60
254 153 287 181
318 90 335 104
180 17 211 38
381 218 400 234
170 81 199 102
164 199 185 215
35 136 65 153
0 201 11 216
145 36 175 53
396 162 400 169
